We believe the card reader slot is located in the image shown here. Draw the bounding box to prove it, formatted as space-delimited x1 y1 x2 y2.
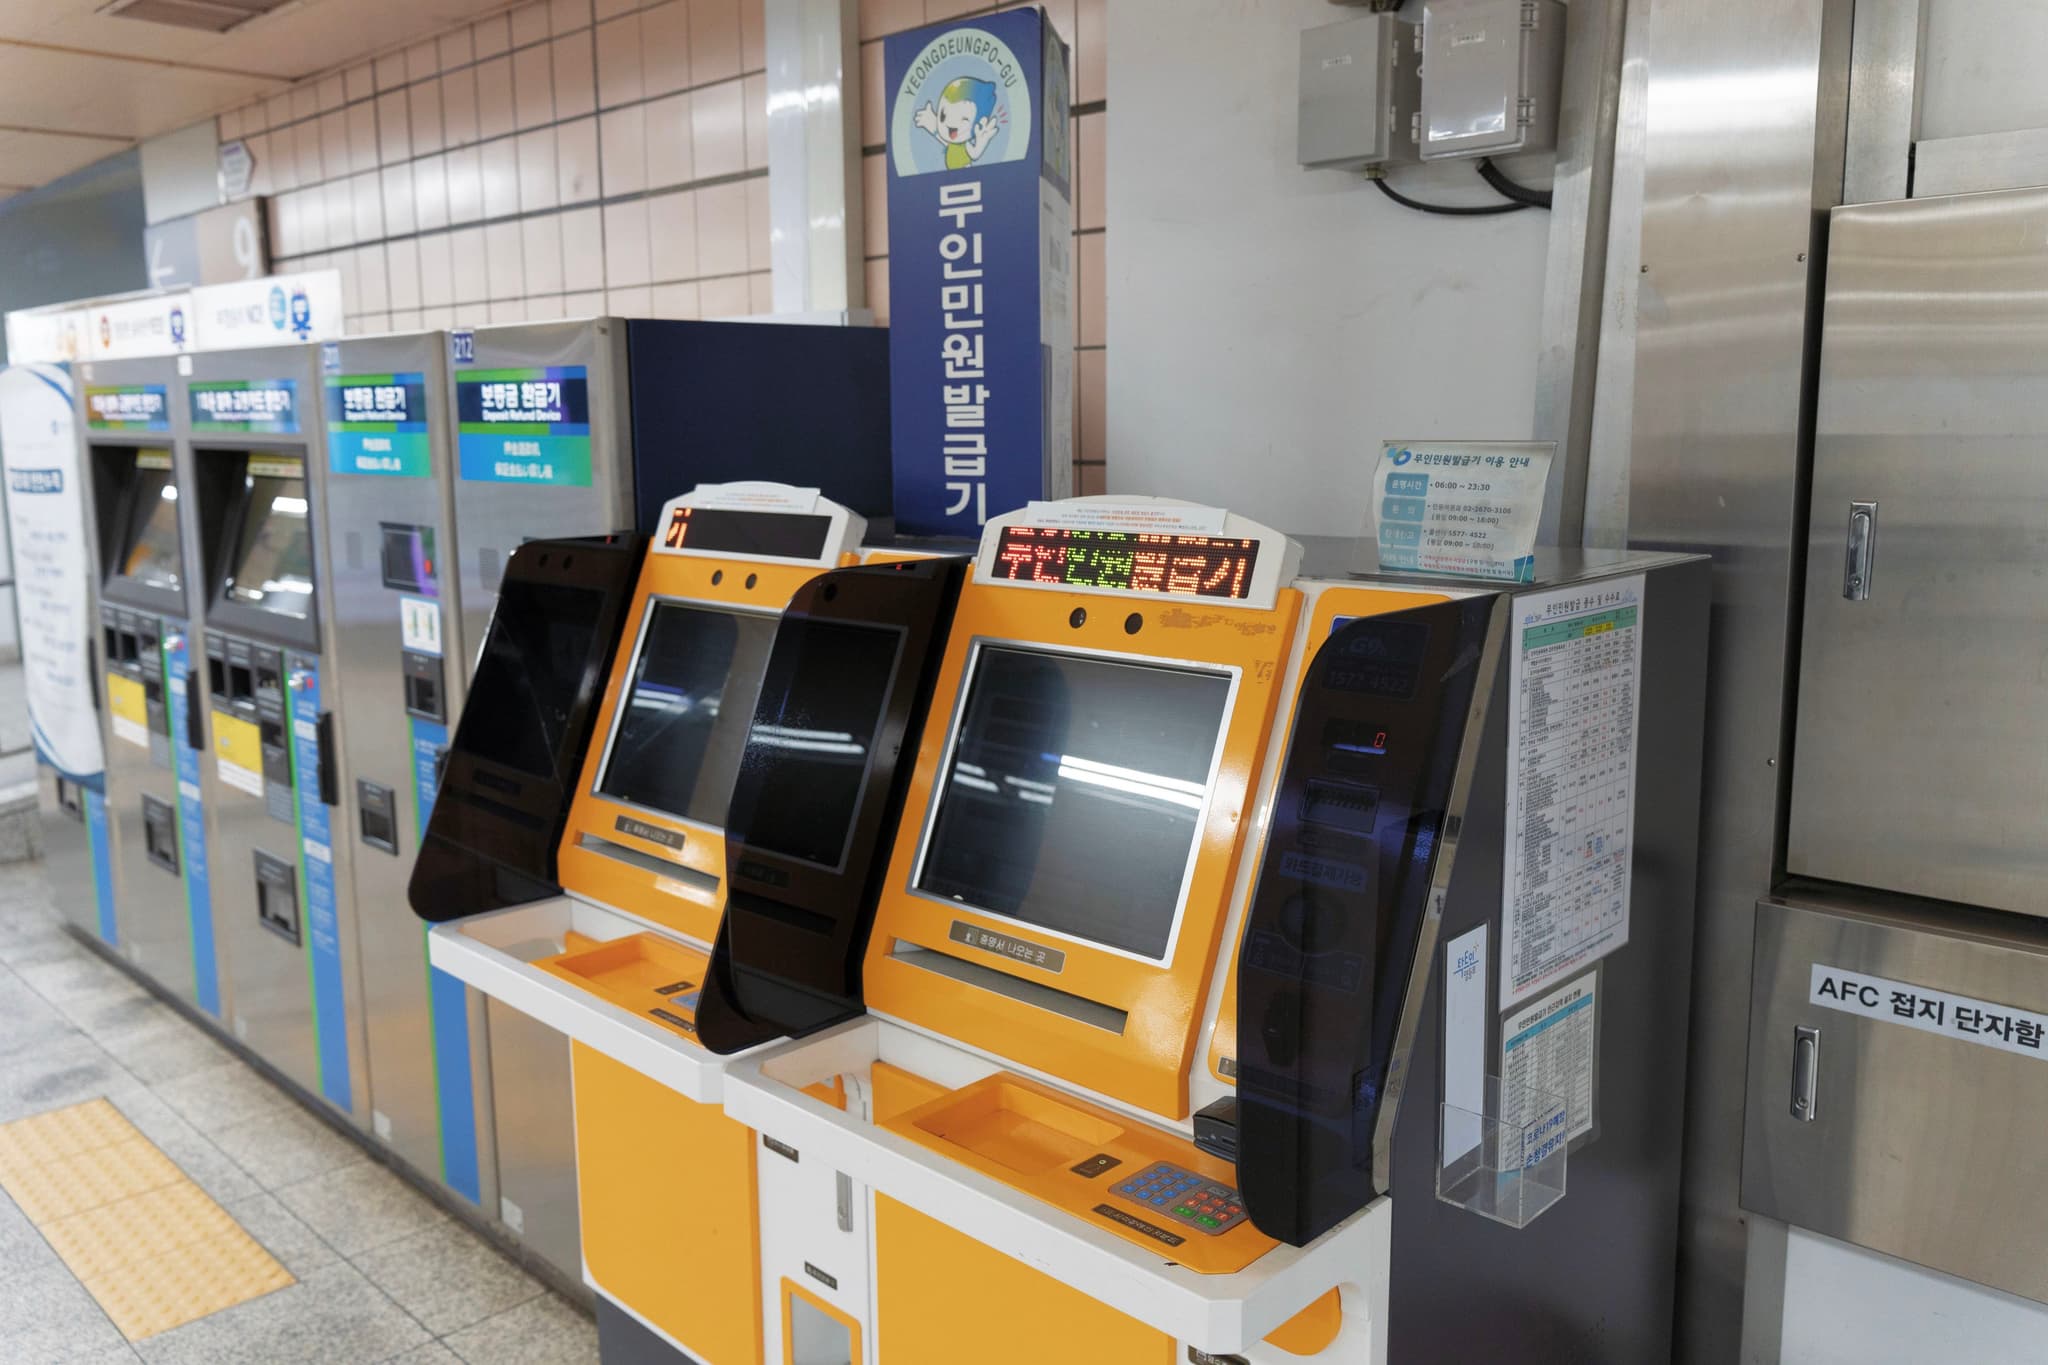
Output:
574 832 720 895
890 942 1128 1035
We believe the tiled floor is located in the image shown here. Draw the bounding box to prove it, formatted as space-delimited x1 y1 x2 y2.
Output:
0 860 600 1365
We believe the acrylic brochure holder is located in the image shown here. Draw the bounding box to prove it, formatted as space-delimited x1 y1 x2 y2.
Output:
1437 1074 1568 1229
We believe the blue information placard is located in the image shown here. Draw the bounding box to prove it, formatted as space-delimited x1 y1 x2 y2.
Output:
884 8 1073 536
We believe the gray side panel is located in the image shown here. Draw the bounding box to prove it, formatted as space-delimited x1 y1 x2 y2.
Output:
1388 557 1709 1361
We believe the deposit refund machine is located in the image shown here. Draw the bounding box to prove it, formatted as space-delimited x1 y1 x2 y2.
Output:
185 340 371 1124
77 355 220 1010
710 496 1709 1364
416 483 967 1364
317 329 497 1211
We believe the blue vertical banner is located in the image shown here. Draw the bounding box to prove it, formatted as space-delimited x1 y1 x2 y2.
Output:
163 632 219 1018
411 709 481 1204
885 8 1073 536
85 789 116 946
288 656 353 1111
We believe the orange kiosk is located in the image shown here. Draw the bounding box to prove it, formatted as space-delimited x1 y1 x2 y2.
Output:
423 482 963 1365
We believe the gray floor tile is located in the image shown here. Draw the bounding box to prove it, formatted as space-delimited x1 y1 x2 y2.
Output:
0 966 86 1061
0 916 84 971
209 1102 365 1191
0 1181 64 1275
274 1161 449 1258
378 1344 461 1364
95 1010 231 1087
150 1060 294 1134
0 1032 148 1124
12 950 137 1009
52 978 158 1037
351 1221 543 1336
0 1258 130 1364
443 1292 599 1365
220 1189 342 1278
58 1347 142 1365
132 1262 429 1365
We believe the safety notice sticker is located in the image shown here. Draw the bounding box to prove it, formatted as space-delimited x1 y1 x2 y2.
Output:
1502 972 1597 1142
1501 576 1644 1008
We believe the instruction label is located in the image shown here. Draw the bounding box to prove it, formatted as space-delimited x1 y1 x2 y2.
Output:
1501 576 1643 1008
1503 972 1596 1142
1373 441 1552 582
1810 965 2048 1059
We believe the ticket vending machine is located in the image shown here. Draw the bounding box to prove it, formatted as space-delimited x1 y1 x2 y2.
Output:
714 500 1709 1364
444 319 634 1277
188 343 368 1123
417 489 965 1364
79 358 221 1014
317 331 495 1209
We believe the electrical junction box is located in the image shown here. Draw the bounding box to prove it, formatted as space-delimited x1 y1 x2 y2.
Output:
1418 0 1566 161
1298 13 1422 170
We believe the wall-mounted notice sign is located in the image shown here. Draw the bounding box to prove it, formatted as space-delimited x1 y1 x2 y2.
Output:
455 366 592 485
1373 441 1553 583
327 373 429 477
1501 576 1643 1009
190 379 298 434
85 385 170 432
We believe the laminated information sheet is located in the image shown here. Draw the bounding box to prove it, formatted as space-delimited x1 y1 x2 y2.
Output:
1502 972 1597 1142
1501 577 1644 1008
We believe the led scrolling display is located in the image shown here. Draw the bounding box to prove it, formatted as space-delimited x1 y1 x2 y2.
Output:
992 526 1262 599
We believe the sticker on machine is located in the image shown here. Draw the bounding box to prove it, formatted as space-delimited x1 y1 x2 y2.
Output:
1809 964 2048 1059
1499 576 1644 1009
1501 971 1597 1143
400 596 442 657
212 711 265 797
106 673 150 749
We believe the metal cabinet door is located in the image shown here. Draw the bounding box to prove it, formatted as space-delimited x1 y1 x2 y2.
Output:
1789 187 2048 917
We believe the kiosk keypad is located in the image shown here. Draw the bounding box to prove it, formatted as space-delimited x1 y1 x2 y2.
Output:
1113 1162 1246 1234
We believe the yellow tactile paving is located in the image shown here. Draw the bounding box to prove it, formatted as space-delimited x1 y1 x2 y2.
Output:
0 1099 295 1341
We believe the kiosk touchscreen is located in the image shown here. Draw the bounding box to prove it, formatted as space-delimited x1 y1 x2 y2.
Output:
419 487 965 1365
79 357 221 1015
712 500 1708 1365
187 343 369 1124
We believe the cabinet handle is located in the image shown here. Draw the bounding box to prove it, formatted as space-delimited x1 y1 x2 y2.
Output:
1843 501 1878 601
1792 1025 1820 1122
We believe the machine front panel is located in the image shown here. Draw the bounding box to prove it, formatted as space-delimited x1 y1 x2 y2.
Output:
1790 187 2048 918
862 572 1303 1118
323 332 487 1206
447 321 632 688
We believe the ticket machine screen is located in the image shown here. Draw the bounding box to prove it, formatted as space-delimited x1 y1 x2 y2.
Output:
915 647 1232 960
595 602 777 827
115 452 183 592
221 461 314 620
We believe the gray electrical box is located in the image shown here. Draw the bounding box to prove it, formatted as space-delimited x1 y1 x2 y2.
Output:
1419 0 1566 161
1298 14 1421 170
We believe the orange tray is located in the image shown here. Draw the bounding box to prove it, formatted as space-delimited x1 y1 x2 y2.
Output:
534 931 710 1042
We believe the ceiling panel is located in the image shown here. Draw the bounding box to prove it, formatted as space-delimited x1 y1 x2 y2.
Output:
0 0 511 198
0 0 511 77
0 128 127 187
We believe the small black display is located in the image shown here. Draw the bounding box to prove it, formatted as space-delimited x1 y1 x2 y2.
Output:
597 602 778 827
729 618 903 869
465 579 607 779
915 646 1232 961
220 457 314 620
664 506 834 560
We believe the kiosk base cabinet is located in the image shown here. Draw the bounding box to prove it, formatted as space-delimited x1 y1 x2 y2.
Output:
573 1044 764 1365
874 1196 1178 1365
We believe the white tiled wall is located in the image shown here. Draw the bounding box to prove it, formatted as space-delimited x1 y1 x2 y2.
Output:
210 0 1104 488
216 0 772 334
